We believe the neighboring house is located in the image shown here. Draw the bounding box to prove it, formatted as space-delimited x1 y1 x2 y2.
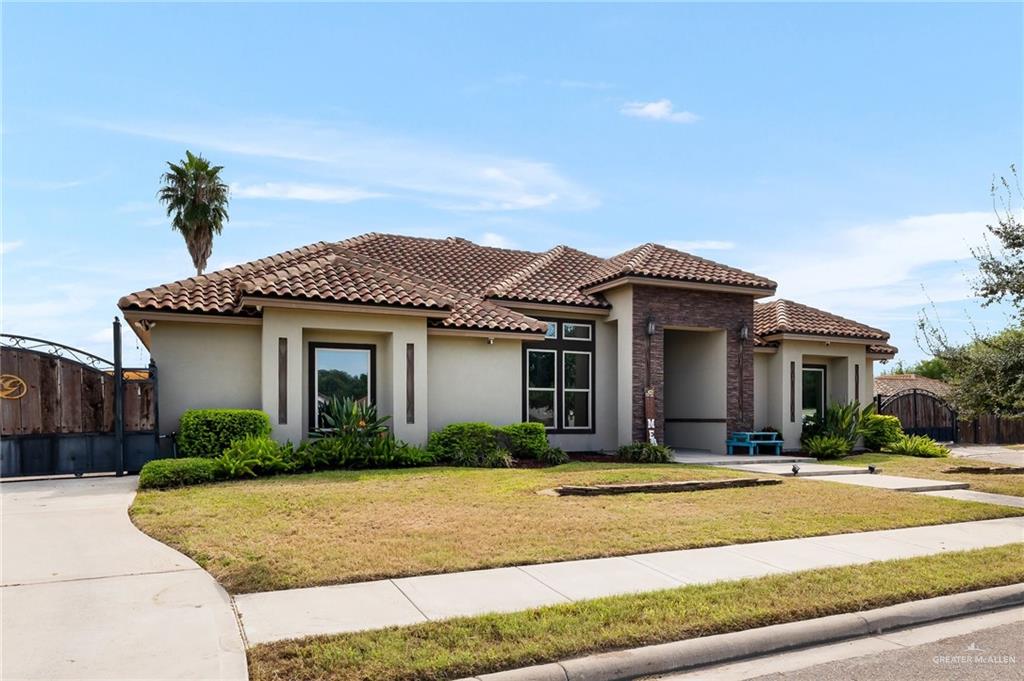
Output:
874 373 952 400
119 234 897 453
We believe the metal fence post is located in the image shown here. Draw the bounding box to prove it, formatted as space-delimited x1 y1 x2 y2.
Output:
113 317 125 476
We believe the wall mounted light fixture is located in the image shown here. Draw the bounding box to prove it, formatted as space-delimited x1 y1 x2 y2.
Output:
646 315 656 337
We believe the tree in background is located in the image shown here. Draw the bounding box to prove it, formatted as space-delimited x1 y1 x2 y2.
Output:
158 151 230 276
881 356 950 380
918 164 1023 417
972 164 1023 320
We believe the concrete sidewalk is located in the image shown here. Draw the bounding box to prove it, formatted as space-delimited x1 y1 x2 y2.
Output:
234 516 1024 644
1 476 247 681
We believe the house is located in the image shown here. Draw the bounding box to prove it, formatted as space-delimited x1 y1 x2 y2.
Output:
874 373 951 400
118 234 897 453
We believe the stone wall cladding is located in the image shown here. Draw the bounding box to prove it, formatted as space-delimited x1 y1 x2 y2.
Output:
631 285 755 443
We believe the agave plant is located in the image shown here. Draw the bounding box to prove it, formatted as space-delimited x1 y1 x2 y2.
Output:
314 396 391 438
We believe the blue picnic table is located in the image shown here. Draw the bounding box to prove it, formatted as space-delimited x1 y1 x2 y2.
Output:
726 431 785 455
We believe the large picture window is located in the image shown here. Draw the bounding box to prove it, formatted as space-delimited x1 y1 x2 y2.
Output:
309 343 375 428
523 319 595 433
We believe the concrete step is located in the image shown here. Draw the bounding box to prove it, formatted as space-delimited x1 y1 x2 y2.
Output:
672 453 816 466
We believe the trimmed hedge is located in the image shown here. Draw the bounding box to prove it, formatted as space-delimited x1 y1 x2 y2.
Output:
427 423 502 467
177 409 271 457
138 457 220 489
861 413 904 450
496 422 549 459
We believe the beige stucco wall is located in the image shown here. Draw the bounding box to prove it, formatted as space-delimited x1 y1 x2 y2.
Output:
260 307 429 445
761 339 871 450
663 329 727 453
427 334 521 431
147 320 262 435
753 352 770 430
603 286 634 446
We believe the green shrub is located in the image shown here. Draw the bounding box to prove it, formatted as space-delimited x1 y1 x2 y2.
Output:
314 397 390 438
214 435 293 478
496 423 550 459
539 446 570 466
861 413 904 450
138 457 220 489
177 409 271 457
803 434 850 459
427 423 499 467
617 442 673 463
885 435 950 458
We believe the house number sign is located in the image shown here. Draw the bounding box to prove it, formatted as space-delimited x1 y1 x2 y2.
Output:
0 374 27 400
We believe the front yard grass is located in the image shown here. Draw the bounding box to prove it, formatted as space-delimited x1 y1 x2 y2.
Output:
835 453 1024 497
248 543 1024 681
129 462 1023 593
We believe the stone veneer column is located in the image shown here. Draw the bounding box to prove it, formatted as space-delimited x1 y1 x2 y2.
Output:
629 285 755 444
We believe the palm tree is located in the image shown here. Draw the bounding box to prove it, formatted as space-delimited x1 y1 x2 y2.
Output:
158 150 229 276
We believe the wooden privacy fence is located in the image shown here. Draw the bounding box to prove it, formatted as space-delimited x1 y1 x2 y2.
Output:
957 415 1024 445
0 321 160 477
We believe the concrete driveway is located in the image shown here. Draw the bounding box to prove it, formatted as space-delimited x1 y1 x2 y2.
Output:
949 445 1024 468
1 476 247 681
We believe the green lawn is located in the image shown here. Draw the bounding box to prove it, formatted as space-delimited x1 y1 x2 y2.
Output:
835 453 1024 497
130 462 1023 593
248 544 1024 681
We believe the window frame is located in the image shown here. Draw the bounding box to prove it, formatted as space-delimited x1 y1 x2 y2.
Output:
525 348 558 429
308 342 377 430
561 322 592 341
521 318 597 434
561 349 592 430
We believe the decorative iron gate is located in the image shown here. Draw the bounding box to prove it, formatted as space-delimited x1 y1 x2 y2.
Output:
0 319 159 477
877 389 958 443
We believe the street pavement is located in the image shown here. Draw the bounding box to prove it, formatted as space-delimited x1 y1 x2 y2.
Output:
949 444 1024 468
656 606 1024 680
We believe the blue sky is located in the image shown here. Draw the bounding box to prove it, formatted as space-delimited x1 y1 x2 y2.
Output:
3 2 1021 366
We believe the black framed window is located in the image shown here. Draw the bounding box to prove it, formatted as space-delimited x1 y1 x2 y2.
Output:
309 342 376 429
801 364 827 422
522 319 596 433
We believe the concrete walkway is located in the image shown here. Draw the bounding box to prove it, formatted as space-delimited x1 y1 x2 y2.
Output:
948 444 1024 468
0 476 247 680
233 516 1024 644
921 488 1024 508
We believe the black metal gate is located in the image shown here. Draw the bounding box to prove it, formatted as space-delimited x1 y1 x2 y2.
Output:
0 318 160 477
876 389 958 442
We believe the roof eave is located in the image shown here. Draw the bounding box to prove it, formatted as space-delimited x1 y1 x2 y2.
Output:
237 295 452 318
761 332 890 345
581 275 776 298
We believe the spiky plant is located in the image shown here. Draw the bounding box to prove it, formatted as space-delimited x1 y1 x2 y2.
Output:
158 150 229 275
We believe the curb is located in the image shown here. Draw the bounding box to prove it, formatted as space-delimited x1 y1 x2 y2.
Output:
458 583 1024 681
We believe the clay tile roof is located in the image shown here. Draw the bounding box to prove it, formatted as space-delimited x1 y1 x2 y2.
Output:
868 343 898 356
581 242 777 291
238 250 456 311
119 233 781 336
754 299 890 341
875 374 949 398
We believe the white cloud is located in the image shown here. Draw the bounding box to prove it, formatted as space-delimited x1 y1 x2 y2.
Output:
232 182 384 204
756 211 992 315
665 240 735 252
478 232 516 249
81 117 597 213
621 99 700 124
1 240 24 255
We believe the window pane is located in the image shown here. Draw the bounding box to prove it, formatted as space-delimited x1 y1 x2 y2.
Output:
563 391 590 428
562 323 591 340
316 348 370 406
528 351 556 388
564 353 591 390
544 322 557 339
528 390 555 427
